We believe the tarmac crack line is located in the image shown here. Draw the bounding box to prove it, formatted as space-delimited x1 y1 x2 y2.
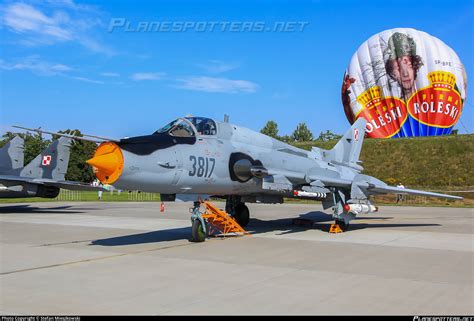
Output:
0 241 200 276
37 239 95 247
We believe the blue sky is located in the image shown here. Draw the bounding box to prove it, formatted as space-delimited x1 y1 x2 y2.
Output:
1 0 473 138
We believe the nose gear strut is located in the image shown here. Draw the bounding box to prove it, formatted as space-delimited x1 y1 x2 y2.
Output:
190 200 249 242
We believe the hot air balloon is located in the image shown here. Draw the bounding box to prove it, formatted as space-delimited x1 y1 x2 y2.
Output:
341 28 467 138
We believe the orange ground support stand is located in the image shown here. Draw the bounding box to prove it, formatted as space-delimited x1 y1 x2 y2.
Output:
200 201 249 237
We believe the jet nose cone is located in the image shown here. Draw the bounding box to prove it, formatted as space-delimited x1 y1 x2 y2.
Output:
87 154 117 174
87 142 124 184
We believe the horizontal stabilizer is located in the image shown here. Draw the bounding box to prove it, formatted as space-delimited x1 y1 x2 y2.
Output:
39 180 107 191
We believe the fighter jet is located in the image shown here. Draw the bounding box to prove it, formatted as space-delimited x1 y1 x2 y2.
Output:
0 136 102 198
16 117 462 240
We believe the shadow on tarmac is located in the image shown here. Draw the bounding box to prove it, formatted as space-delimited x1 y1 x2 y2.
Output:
0 204 86 214
250 211 439 234
91 227 192 246
91 210 440 246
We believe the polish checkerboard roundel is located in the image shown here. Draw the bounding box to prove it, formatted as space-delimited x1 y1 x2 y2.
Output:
42 155 52 166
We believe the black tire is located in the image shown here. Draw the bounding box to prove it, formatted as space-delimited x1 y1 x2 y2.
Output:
234 204 250 227
335 219 348 231
191 219 207 242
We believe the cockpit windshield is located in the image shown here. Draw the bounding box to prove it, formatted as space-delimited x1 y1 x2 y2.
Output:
154 118 195 137
185 117 217 136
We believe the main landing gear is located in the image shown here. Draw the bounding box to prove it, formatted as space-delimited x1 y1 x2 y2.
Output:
225 196 250 228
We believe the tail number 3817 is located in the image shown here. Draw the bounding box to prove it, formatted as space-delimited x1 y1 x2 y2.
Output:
189 156 215 178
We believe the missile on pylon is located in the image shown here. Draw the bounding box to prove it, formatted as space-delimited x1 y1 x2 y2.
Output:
293 190 327 199
343 203 378 214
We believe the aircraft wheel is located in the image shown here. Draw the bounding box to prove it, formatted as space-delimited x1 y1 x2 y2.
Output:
191 219 207 242
335 220 348 231
234 204 250 227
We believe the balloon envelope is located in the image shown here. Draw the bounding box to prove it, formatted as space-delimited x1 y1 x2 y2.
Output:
341 28 467 138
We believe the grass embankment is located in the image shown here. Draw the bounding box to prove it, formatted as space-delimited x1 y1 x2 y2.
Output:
294 134 474 189
0 191 158 204
296 134 474 207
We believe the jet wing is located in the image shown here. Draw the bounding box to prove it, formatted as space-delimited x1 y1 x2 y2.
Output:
255 168 462 201
305 174 462 200
264 169 353 187
363 184 463 200
35 179 107 191
0 175 105 191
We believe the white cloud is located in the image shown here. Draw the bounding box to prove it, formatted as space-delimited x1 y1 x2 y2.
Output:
100 72 120 77
1 2 114 54
198 60 238 74
1 56 102 85
130 72 166 81
176 76 259 93
3 3 72 41
0 56 72 76
45 0 96 12
71 76 104 84
76 36 116 56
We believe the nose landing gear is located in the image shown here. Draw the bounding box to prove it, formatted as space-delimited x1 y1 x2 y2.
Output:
191 218 208 242
190 200 249 242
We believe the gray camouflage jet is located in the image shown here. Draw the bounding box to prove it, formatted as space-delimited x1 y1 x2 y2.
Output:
16 117 462 241
0 136 101 198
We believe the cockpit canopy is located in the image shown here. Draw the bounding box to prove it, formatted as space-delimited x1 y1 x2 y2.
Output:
154 117 217 137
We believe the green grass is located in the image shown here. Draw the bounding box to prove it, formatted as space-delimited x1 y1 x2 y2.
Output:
294 134 474 188
0 191 160 203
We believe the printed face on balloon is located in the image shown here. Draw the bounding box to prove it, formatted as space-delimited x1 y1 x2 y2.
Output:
389 57 415 92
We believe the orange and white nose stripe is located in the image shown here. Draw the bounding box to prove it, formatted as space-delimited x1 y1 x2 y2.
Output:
86 142 124 184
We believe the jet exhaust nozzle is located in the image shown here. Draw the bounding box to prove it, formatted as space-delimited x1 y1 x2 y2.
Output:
86 142 124 184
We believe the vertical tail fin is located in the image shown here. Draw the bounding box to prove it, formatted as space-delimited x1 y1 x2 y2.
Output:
324 118 367 170
0 136 24 172
20 137 72 180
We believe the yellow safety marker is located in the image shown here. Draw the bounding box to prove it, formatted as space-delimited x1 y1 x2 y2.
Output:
329 224 344 234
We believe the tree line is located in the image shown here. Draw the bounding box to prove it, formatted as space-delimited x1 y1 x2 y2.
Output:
260 120 342 143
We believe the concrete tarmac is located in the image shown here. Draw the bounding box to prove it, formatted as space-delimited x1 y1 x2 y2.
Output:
0 202 472 315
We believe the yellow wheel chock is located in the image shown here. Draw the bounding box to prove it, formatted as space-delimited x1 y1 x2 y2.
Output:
329 223 344 234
